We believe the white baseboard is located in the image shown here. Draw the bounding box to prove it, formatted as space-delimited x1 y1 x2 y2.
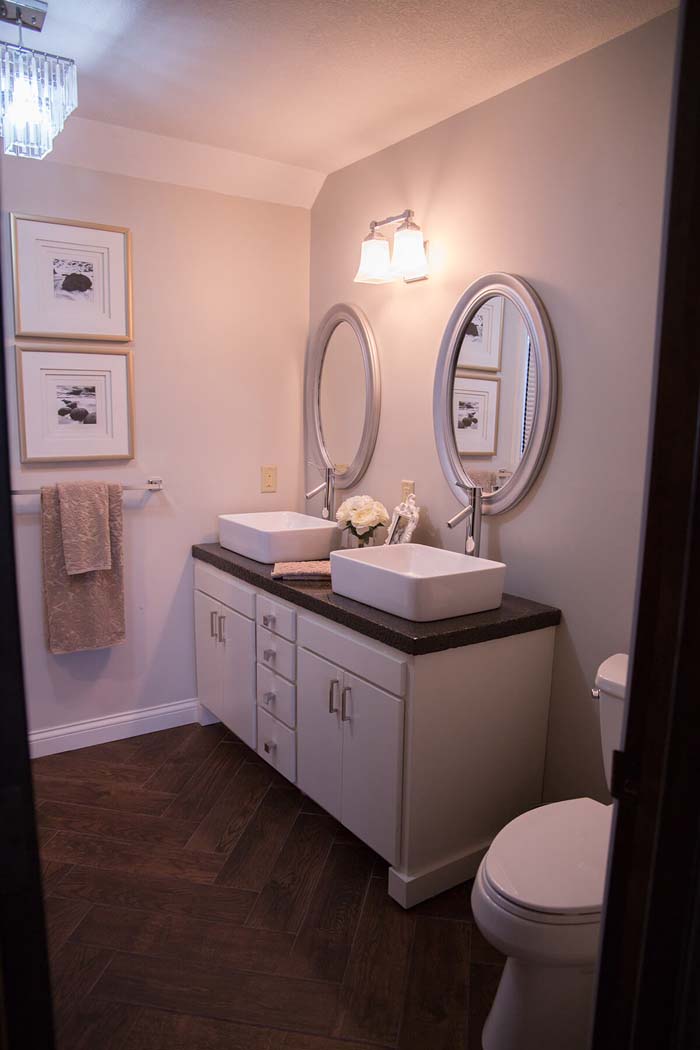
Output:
388 844 489 909
28 697 205 758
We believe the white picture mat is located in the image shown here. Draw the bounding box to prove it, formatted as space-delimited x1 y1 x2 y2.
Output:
19 349 132 461
457 296 504 371
453 375 500 456
13 217 130 339
42 372 111 441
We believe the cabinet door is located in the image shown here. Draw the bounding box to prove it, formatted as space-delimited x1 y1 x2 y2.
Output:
219 603 257 749
297 648 342 819
340 673 404 864
194 589 222 721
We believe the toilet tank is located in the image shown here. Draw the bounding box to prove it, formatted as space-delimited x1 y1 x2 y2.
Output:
595 653 629 790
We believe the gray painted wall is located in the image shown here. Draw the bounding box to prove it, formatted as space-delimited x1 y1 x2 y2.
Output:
309 13 677 802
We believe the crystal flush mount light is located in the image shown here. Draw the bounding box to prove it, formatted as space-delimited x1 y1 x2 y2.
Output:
0 1 77 159
354 209 429 284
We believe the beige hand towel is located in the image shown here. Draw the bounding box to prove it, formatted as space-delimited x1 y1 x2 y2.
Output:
271 560 332 580
41 484 125 655
57 481 111 574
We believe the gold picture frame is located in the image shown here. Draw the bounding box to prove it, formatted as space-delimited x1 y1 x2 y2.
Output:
453 371 501 457
16 345 135 463
456 295 504 372
11 213 133 342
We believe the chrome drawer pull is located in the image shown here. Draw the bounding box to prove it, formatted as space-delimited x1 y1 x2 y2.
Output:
328 678 339 714
263 692 276 706
262 613 276 629
263 740 277 754
263 648 275 663
341 686 352 722
218 614 226 643
210 610 217 638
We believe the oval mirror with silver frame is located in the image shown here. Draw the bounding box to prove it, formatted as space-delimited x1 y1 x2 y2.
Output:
306 303 381 489
434 273 558 515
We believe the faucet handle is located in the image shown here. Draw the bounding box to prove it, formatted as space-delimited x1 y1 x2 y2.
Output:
447 504 472 529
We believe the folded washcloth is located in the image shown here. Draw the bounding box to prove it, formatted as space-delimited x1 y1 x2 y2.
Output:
57 481 111 574
272 560 332 580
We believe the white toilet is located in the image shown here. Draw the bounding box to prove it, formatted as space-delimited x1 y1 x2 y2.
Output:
471 653 628 1050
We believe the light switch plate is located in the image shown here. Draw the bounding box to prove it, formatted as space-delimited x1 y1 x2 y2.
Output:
401 480 415 500
261 465 277 493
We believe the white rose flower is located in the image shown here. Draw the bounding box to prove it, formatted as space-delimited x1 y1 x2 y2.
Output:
348 500 390 535
336 496 389 537
336 494 373 526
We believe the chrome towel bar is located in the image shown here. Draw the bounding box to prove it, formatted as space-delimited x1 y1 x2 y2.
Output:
11 477 164 496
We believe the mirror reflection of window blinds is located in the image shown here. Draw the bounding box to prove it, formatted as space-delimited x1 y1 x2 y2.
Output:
521 339 537 454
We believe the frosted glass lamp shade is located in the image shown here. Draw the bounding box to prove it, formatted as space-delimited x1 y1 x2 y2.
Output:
391 221 429 281
354 231 392 284
0 43 78 160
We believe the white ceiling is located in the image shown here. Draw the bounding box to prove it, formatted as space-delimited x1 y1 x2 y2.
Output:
0 0 675 174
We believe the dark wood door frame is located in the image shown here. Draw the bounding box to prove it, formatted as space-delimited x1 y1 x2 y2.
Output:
593 2 700 1046
0 210 55 1042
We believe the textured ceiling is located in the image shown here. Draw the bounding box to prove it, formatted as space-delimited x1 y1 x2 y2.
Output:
0 0 676 173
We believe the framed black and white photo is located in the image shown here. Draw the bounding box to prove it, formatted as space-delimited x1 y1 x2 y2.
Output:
456 296 504 371
16 346 134 463
11 214 133 341
453 373 500 456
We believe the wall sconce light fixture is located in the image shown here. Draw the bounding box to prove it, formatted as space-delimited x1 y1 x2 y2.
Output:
354 209 429 284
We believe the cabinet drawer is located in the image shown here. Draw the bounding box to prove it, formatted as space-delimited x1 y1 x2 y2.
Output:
194 560 256 619
257 595 296 642
257 662 296 728
257 625 296 682
257 707 296 783
298 613 407 697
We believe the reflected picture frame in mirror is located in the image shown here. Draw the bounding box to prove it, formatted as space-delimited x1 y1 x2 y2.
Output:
305 303 381 490
433 273 558 515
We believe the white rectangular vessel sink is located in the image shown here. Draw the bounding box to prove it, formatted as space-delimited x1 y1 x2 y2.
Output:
219 511 339 564
331 543 506 622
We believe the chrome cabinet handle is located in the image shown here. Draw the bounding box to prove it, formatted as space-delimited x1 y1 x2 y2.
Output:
341 686 351 722
328 678 339 714
263 691 276 706
210 610 217 637
218 614 225 643
263 648 275 663
591 688 600 699
263 740 277 754
262 613 276 629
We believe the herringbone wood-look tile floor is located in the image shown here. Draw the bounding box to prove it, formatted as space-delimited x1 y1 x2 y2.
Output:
34 724 504 1049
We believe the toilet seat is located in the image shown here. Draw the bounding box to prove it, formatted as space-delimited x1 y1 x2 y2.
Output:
483 798 612 922
480 865 601 927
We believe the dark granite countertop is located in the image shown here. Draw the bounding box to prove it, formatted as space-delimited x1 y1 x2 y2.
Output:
193 543 560 656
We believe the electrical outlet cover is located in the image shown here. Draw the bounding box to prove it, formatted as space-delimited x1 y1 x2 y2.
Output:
261 465 277 493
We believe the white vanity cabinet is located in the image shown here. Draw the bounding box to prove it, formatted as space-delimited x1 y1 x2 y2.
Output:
254 593 299 782
193 554 558 908
193 562 257 748
296 647 404 864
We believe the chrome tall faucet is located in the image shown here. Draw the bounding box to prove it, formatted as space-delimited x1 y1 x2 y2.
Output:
305 465 336 520
446 483 482 556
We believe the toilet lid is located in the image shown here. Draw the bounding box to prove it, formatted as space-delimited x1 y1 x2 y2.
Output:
483 798 613 916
